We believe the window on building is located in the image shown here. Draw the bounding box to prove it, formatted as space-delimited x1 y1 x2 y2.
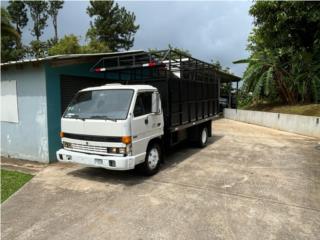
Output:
1 80 19 123
133 92 152 117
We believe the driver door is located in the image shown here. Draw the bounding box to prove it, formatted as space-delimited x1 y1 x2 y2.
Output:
131 91 162 159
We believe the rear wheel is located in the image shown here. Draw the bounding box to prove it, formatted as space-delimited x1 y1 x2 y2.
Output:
198 126 208 148
137 142 161 176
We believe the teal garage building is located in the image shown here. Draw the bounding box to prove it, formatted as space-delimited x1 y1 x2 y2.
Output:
1 51 143 163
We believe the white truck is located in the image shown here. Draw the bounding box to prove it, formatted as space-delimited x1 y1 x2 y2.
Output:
57 50 236 175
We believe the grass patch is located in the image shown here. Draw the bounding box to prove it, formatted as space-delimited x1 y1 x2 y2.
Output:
243 103 320 117
1 169 33 203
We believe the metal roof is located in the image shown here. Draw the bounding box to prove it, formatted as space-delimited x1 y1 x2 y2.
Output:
219 71 241 83
0 50 144 67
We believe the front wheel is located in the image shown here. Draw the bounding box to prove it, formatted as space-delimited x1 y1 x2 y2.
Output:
137 142 162 176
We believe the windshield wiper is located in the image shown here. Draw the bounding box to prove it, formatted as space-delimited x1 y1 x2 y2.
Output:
88 116 117 122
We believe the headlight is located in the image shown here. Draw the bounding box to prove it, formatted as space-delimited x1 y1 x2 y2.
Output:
107 146 131 155
63 141 72 148
108 147 118 154
107 147 126 154
118 148 126 154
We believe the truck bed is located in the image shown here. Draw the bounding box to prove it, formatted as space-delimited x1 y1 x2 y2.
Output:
88 49 238 132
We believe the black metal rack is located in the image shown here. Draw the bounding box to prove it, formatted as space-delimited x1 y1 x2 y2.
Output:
90 49 235 133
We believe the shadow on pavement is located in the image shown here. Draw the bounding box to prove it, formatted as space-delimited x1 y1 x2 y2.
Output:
162 134 224 170
67 134 224 185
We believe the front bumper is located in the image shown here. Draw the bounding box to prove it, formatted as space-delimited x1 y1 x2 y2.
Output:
56 149 137 170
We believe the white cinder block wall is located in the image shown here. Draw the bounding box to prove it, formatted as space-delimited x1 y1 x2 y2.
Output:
1 64 49 162
224 108 320 138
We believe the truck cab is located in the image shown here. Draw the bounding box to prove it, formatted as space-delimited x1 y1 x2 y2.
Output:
57 83 164 175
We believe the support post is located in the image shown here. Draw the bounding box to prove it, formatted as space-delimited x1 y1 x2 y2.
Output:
228 82 231 108
236 81 239 109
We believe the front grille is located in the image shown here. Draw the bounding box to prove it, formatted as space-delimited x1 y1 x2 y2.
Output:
66 142 108 154
64 133 122 142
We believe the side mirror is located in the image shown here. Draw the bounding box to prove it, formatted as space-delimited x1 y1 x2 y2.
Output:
152 92 161 114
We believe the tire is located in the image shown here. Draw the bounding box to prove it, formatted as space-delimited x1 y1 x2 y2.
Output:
137 142 162 176
198 126 208 148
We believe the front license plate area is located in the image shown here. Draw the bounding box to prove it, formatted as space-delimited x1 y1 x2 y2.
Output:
94 158 103 165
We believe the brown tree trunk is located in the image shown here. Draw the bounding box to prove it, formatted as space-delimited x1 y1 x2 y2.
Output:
53 15 58 43
277 70 298 105
275 70 290 104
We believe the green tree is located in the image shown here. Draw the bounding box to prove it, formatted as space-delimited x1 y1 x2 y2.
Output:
7 1 28 57
26 1 48 41
2 35 26 62
235 2 320 104
1 7 24 62
47 0 64 43
1 7 20 40
48 34 81 55
235 52 280 103
81 38 110 54
7 0 28 36
86 0 139 51
28 40 48 58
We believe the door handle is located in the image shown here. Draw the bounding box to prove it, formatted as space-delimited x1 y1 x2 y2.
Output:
145 118 149 125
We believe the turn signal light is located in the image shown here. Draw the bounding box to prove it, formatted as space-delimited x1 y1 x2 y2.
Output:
60 131 64 138
122 136 132 144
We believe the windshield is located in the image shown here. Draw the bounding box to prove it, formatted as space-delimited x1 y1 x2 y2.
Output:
63 89 134 120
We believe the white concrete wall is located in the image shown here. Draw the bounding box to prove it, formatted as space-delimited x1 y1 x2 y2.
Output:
1 64 49 162
224 108 320 138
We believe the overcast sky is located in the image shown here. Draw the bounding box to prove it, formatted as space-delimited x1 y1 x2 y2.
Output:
4 1 253 77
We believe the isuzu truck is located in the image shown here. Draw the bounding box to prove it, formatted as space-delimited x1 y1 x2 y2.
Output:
57 49 236 175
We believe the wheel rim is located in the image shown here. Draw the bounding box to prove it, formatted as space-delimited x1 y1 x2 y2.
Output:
148 147 159 170
201 128 207 144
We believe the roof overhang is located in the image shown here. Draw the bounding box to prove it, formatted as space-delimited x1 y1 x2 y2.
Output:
1 49 241 82
219 71 241 83
0 50 144 67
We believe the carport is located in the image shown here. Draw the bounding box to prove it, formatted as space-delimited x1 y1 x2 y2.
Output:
219 71 241 109
1 50 240 163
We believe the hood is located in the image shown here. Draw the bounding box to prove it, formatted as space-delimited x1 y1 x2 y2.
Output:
61 118 131 137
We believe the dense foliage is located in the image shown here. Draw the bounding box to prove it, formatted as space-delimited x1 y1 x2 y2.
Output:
1 0 139 62
236 2 320 104
86 0 139 51
47 34 110 56
1 7 25 62
48 34 81 55
7 0 28 36
1 1 51 61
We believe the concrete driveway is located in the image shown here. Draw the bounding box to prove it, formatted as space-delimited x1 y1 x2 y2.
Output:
2 119 320 240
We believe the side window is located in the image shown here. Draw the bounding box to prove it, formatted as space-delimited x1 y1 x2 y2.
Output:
134 94 144 117
143 92 152 114
134 92 152 117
